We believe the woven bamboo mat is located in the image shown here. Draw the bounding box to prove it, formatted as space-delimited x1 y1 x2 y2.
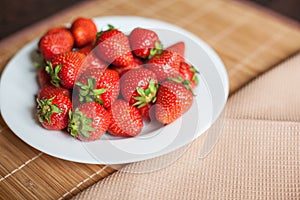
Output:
0 0 299 199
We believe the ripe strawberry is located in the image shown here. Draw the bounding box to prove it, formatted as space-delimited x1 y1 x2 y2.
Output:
75 68 119 108
36 93 72 130
112 56 143 77
138 103 152 121
38 67 51 88
71 17 98 47
179 62 199 89
146 50 182 82
46 51 86 89
77 43 93 55
120 68 158 119
68 102 111 141
46 27 68 35
38 27 74 61
155 80 193 124
94 25 134 67
108 100 143 137
166 41 185 59
129 27 162 59
79 52 108 76
38 85 71 99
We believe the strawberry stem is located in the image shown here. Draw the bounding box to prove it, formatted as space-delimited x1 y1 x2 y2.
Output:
190 65 199 85
167 76 195 95
36 96 62 124
45 62 61 87
75 77 106 105
68 109 95 138
148 41 163 60
133 79 158 108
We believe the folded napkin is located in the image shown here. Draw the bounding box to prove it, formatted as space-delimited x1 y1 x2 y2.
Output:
73 53 300 199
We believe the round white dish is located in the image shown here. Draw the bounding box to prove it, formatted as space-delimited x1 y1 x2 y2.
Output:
0 16 229 164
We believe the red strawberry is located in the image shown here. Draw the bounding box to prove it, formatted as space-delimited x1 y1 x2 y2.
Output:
146 50 182 82
71 17 98 47
108 100 143 137
79 52 108 76
36 93 72 130
46 27 69 35
75 68 119 108
94 25 134 67
179 62 199 89
46 51 86 89
38 67 51 88
120 68 158 119
129 27 162 59
138 103 152 121
38 28 74 61
166 41 185 59
155 80 193 124
68 102 111 141
112 56 143 77
38 85 71 99
77 43 93 55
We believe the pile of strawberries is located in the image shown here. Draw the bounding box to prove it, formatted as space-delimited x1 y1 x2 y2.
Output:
36 17 199 142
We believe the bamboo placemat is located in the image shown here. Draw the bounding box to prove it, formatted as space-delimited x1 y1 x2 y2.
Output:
0 0 299 199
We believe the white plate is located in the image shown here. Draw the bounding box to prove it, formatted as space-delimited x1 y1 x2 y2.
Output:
0 16 229 164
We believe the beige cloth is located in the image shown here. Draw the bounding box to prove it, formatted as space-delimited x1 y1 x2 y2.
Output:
73 54 300 199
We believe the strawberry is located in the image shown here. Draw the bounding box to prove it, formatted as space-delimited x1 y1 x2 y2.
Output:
68 102 111 141
120 68 158 119
76 43 108 75
79 52 108 76
46 27 68 35
94 25 134 68
46 51 86 89
129 27 162 59
155 80 193 124
36 93 72 130
108 100 143 137
38 85 71 99
179 62 199 89
77 43 93 55
146 50 182 82
112 56 143 77
38 27 74 61
138 103 152 121
38 67 51 88
166 41 185 59
71 17 98 47
75 68 119 108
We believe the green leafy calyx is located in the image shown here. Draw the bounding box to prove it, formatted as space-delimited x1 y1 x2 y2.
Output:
45 61 61 87
133 79 158 108
167 76 194 95
148 41 163 59
68 109 95 138
36 96 62 124
190 65 199 85
75 77 106 105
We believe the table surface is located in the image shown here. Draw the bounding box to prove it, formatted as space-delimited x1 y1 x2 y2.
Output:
1 0 300 41
0 0 300 199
